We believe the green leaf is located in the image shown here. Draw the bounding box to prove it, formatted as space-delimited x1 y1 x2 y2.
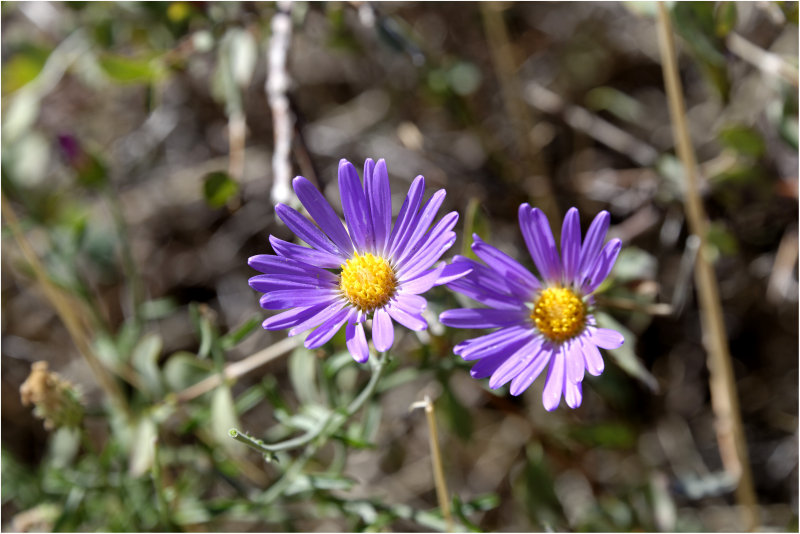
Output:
75 149 108 189
131 333 164 397
585 86 643 123
48 427 81 469
233 382 267 415
98 54 158 84
173 496 211 526
595 312 659 393
718 124 765 158
140 297 178 321
519 443 565 530
220 316 261 350
568 421 637 449
440 377 473 440
714 2 737 37
612 247 658 282
163 351 213 392
211 385 242 455
706 221 739 258
2 45 50 95
671 2 730 100
461 197 490 259
288 346 319 405
284 474 357 496
202 171 239 209
128 417 158 477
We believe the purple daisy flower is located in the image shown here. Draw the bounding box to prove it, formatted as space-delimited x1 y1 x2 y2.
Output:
249 158 467 363
439 204 625 410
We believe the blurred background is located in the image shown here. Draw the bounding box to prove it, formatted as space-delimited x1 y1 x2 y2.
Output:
1 2 797 532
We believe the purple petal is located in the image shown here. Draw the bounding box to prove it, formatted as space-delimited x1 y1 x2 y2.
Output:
469 351 510 379
455 325 533 360
564 339 586 384
305 307 350 348
435 261 473 285
397 293 426 312
398 264 445 295
259 289 339 310
519 204 560 283
249 273 337 292
386 300 427 331
393 189 446 264
365 159 392 255
287 300 347 336
579 210 610 281
372 307 394 352
397 232 457 281
439 308 528 329
542 345 566 411
396 211 459 273
275 204 343 257
387 175 425 259
292 176 354 255
580 336 605 376
561 207 581 283
509 348 552 396
471 234 540 292
262 304 328 330
346 321 370 363
564 379 583 409
446 257 525 299
446 276 525 310
589 327 624 350
249 254 329 277
269 236 344 269
488 336 544 389
582 238 622 293
338 159 374 252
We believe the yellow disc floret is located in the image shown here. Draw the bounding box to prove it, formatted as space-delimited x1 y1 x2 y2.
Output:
531 286 587 343
339 252 397 312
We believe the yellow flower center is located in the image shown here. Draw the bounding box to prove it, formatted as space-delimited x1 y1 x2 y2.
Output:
339 252 397 312
531 286 587 343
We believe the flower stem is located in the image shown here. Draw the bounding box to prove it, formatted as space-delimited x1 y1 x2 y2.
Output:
656 4 759 530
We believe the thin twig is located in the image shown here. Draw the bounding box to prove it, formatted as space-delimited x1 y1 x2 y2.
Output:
525 82 660 168
656 5 759 530
2 197 130 417
727 32 799 88
410 396 453 532
267 1 295 204
174 335 301 403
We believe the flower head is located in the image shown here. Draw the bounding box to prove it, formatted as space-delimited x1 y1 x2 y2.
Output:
20 361 84 430
249 158 467 363
439 205 624 410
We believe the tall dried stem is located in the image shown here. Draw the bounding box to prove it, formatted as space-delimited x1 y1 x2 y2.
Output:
411 396 453 532
656 4 758 530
